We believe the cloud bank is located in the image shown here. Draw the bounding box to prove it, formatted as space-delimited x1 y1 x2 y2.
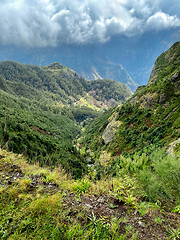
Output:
0 0 180 47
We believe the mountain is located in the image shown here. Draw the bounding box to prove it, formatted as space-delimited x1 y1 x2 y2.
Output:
80 41 180 169
97 27 180 85
1 28 180 91
0 60 131 178
0 61 131 108
0 44 138 92
1 44 180 240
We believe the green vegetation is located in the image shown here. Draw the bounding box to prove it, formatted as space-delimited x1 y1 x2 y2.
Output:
0 60 131 178
1 42 180 239
80 42 180 160
0 61 131 106
0 147 180 239
0 89 88 178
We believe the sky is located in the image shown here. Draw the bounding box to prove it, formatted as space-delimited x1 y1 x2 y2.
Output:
0 0 180 47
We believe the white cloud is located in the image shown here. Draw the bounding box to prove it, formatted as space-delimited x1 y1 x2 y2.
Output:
0 0 179 46
146 12 180 30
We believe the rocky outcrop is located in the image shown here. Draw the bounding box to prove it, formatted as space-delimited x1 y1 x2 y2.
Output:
169 71 180 82
167 137 180 155
130 92 158 108
102 116 122 144
148 66 158 85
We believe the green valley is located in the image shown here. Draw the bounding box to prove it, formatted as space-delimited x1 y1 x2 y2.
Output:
0 61 131 179
1 42 180 239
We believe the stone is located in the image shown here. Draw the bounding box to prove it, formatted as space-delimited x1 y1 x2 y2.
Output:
85 204 93 209
102 120 122 144
97 197 105 203
138 221 145 228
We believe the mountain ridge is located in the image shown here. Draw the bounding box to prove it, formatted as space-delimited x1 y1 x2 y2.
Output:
0 45 138 92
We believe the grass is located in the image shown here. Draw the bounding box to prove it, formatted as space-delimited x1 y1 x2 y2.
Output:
0 148 180 239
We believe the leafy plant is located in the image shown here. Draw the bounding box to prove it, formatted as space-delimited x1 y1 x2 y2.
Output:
155 216 164 224
72 179 91 195
173 205 180 213
164 225 180 239
138 202 149 216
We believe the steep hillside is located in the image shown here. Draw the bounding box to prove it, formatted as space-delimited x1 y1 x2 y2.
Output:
80 41 180 169
0 61 131 107
1 142 180 239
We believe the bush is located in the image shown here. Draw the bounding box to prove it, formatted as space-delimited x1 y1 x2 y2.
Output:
125 136 131 143
145 112 151 118
119 148 180 204
143 125 148 131
166 121 172 127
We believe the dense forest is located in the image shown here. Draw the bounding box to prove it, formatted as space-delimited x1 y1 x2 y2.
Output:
0 60 131 178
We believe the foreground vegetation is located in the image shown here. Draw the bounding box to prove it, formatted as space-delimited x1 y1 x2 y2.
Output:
0 148 180 239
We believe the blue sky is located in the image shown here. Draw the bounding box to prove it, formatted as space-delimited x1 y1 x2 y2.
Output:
0 0 180 47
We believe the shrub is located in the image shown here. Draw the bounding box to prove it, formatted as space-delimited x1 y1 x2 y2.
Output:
145 112 151 118
118 147 180 205
143 125 148 131
126 136 131 143
166 121 172 127
72 179 91 194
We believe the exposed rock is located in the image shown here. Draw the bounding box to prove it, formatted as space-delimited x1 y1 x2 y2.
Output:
130 91 159 108
85 204 93 209
168 71 180 82
138 221 145 228
85 149 94 163
97 197 105 203
148 66 158 85
139 92 158 109
130 96 138 105
49 62 63 69
164 105 180 120
167 137 180 155
102 120 122 144
105 98 118 108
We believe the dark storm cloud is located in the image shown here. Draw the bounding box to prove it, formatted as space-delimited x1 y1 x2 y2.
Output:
0 0 179 47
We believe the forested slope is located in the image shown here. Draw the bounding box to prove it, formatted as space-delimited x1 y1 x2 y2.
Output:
80 41 180 174
0 60 131 178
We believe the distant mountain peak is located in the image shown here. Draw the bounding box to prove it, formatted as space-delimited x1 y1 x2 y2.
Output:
48 62 64 69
